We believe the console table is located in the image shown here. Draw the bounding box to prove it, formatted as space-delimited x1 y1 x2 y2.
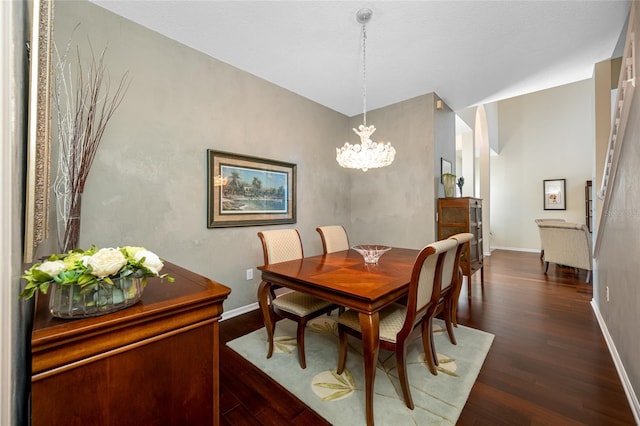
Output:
30 262 231 426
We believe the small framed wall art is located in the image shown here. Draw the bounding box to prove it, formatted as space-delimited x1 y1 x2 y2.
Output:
207 150 296 227
441 157 452 183
543 179 566 210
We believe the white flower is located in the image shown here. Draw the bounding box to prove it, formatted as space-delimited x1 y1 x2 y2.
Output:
134 249 163 275
37 260 66 277
87 248 126 278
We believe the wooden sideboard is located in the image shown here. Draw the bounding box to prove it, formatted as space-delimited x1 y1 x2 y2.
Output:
30 262 231 426
437 197 484 297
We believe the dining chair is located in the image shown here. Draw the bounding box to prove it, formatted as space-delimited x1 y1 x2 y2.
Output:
420 232 475 375
316 225 350 254
336 238 458 410
257 229 338 369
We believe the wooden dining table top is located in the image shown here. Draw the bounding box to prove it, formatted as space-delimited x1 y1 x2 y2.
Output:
258 247 420 313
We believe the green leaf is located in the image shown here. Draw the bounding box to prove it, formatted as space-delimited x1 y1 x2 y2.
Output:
314 382 350 390
321 389 353 401
77 274 94 285
19 286 37 300
31 268 52 282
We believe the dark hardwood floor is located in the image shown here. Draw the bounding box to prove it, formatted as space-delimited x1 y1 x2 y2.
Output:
219 250 636 425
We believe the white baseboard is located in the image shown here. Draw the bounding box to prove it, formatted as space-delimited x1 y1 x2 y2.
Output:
221 302 259 321
490 246 540 253
591 300 640 424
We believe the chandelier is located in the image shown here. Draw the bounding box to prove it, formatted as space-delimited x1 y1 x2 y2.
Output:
336 8 396 172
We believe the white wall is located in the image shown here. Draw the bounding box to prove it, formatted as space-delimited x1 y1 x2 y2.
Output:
491 79 595 251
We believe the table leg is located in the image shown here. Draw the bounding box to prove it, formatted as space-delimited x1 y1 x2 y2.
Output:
257 280 275 358
359 311 380 426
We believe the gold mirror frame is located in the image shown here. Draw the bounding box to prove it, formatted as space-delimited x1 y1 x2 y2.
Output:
24 0 53 263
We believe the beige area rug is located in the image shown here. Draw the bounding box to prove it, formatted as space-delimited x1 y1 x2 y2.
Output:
227 314 494 425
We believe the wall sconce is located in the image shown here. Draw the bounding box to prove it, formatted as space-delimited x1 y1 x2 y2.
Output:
436 99 444 110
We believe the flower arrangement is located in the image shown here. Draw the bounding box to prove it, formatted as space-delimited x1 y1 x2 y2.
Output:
20 245 174 300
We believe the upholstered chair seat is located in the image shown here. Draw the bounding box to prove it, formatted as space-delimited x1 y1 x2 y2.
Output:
272 292 334 316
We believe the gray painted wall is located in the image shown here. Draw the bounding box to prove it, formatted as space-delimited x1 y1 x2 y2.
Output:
53 1 350 311
52 1 444 312
348 93 448 249
595 1 640 407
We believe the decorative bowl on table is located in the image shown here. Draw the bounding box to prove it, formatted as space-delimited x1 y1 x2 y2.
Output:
352 245 392 264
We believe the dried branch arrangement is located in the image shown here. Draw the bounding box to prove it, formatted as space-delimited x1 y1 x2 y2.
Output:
53 39 129 252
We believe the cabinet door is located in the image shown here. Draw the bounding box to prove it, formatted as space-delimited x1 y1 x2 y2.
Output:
469 201 483 267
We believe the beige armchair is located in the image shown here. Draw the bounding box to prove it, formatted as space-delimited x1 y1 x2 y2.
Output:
537 221 592 283
534 218 566 259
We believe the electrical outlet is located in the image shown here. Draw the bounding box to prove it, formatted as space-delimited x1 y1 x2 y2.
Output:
606 286 610 302
246 268 253 280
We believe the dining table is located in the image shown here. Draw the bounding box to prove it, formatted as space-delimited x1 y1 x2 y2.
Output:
257 247 420 426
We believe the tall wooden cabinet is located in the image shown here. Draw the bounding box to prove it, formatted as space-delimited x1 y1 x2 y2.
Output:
437 197 484 297
585 180 593 232
30 262 231 426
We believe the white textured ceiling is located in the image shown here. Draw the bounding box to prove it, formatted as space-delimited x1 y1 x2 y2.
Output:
89 0 630 116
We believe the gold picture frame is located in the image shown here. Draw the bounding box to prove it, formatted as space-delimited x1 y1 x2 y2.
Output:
207 150 296 228
24 0 54 263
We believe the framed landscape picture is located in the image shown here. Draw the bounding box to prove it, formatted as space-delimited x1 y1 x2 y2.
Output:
207 150 296 227
543 179 566 210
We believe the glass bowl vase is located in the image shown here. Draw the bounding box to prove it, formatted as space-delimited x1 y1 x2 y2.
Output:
48 276 144 319
352 245 392 264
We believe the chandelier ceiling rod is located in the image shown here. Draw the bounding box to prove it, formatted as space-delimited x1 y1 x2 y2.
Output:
359 8 370 127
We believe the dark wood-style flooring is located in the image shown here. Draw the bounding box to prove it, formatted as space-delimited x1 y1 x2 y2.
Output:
219 250 636 425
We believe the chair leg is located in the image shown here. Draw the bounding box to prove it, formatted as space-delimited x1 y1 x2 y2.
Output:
337 326 348 374
421 319 437 375
395 344 414 410
296 320 307 369
266 308 276 359
544 261 549 273
443 301 457 345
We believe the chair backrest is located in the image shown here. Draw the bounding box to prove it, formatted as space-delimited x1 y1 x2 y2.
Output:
258 229 304 265
447 232 474 287
537 222 592 270
535 219 567 251
534 218 566 226
405 239 458 331
316 225 349 254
